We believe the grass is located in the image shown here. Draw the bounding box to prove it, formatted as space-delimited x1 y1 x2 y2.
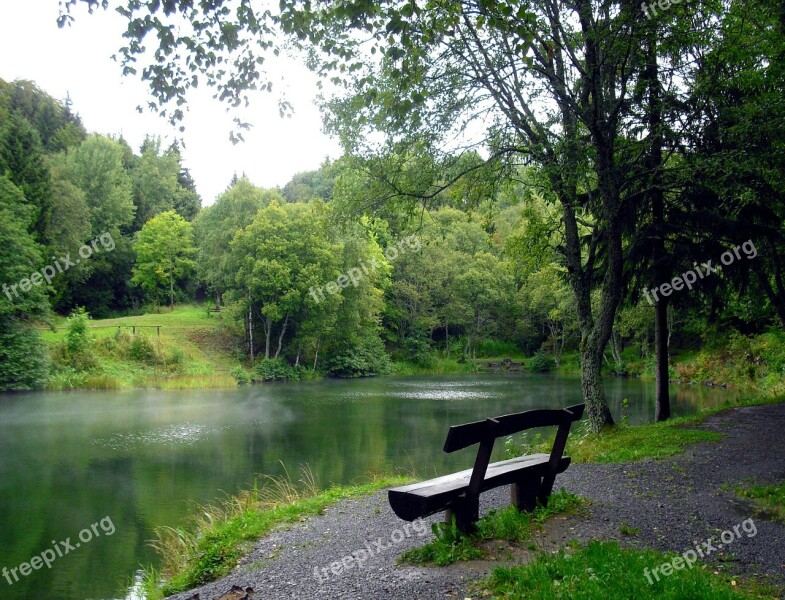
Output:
39 304 241 391
390 357 476 375
505 418 722 464
141 468 413 599
506 394 785 465
398 490 583 566
479 540 777 599
734 482 785 524
135 374 238 390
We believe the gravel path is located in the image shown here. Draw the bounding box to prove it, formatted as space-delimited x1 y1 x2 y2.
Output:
169 403 785 600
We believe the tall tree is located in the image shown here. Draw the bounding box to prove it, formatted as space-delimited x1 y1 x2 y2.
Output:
0 113 51 239
61 134 135 234
132 210 196 308
0 175 50 390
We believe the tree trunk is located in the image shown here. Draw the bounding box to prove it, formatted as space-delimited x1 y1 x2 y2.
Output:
445 324 449 357
313 338 320 371
645 32 670 421
581 344 615 430
274 315 289 359
169 269 175 310
263 317 272 360
654 298 670 421
248 298 254 362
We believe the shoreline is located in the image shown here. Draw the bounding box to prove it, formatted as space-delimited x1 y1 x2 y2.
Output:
144 397 785 599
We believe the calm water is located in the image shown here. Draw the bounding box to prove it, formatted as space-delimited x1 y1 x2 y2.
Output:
0 374 741 599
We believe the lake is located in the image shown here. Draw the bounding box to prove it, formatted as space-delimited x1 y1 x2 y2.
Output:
0 373 741 599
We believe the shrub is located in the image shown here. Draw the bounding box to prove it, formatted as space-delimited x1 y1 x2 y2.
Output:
0 318 50 391
65 307 91 356
401 330 435 367
527 351 555 373
129 334 157 363
230 365 251 384
252 358 299 382
326 335 391 378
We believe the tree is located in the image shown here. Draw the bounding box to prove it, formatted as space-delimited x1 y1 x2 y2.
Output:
132 210 196 308
0 112 51 239
0 175 50 390
194 177 276 306
0 79 86 152
61 134 135 234
228 201 343 361
130 136 183 230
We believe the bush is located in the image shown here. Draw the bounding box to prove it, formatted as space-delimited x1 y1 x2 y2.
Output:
252 358 299 382
230 365 251 384
527 351 555 373
0 318 50 391
129 334 157 363
401 330 435 367
326 334 391 378
65 307 91 356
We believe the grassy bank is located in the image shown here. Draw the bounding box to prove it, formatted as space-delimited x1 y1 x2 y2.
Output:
479 540 777 599
141 471 412 599
506 394 785 465
40 305 239 390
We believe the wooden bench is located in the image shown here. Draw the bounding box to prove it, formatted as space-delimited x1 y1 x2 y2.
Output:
388 403 585 533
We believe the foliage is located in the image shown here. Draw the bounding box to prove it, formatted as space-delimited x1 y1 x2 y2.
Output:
527 351 555 373
132 210 197 307
0 317 50 391
229 365 251 385
129 333 157 363
325 334 391 378
252 358 299 382
65 306 90 355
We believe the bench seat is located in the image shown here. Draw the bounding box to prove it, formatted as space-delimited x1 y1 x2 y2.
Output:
389 453 571 522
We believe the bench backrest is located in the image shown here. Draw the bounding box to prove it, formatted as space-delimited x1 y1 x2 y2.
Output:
443 403 585 510
443 403 586 453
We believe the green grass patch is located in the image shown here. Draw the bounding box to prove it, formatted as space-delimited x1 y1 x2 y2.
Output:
505 418 722 464
480 540 775 599
506 394 785 464
390 357 476 375
734 482 785 524
141 470 413 598
40 304 241 391
398 490 583 566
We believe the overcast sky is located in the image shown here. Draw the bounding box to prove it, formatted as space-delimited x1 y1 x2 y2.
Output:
0 1 342 205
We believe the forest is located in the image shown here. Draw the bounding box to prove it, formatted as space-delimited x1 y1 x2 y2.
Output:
2 0 785 436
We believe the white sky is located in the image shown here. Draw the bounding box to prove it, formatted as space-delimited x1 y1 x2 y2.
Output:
0 1 342 205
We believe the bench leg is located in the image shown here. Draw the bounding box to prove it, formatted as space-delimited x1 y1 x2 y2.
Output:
511 474 542 512
447 499 478 534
